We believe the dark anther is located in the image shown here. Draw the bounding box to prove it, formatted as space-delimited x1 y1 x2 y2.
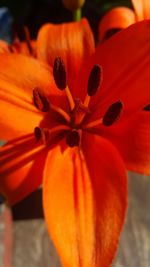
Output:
34 127 42 141
34 127 50 144
33 88 50 112
87 64 102 96
53 57 67 90
103 101 123 126
66 130 80 147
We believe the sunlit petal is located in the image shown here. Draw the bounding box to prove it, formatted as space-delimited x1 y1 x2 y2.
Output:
43 136 127 267
0 135 48 204
37 18 95 95
132 0 150 20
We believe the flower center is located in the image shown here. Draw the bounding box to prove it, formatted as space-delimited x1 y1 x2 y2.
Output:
33 57 123 147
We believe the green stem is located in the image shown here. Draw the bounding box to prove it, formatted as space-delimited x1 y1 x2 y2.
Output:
73 8 82 21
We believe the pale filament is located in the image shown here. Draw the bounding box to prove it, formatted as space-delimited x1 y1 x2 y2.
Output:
83 118 103 129
50 103 70 123
40 125 70 145
83 94 91 107
49 125 70 133
65 85 75 110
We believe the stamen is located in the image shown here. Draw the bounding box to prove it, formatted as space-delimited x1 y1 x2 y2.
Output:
66 130 80 147
33 88 50 112
103 101 123 126
34 125 70 144
50 103 71 123
76 65 102 124
83 64 102 108
65 85 75 110
53 57 67 90
49 125 70 133
88 64 102 97
34 127 49 144
83 118 103 129
24 26 33 55
53 57 75 110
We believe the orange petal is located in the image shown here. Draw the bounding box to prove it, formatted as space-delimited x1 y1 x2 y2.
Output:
100 111 150 175
142 0 150 18
43 136 127 267
98 7 136 42
0 87 43 140
0 135 48 205
132 0 150 20
0 53 54 99
131 0 144 20
0 53 64 139
81 20 150 121
37 18 95 95
0 40 10 53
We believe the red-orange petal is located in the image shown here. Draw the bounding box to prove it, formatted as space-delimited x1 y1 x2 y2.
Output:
100 111 150 175
37 18 95 96
19 40 37 57
132 0 150 20
98 7 136 42
43 136 127 267
81 20 150 121
0 53 64 140
0 135 48 205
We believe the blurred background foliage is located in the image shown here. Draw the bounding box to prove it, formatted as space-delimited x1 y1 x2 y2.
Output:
0 0 132 38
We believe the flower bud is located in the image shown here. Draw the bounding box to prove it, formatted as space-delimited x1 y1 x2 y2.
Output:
62 0 85 11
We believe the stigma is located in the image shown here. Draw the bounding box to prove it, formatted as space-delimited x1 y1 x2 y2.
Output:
33 57 123 148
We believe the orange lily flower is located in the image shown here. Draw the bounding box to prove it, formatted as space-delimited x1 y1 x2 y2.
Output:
0 18 150 267
99 0 150 41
